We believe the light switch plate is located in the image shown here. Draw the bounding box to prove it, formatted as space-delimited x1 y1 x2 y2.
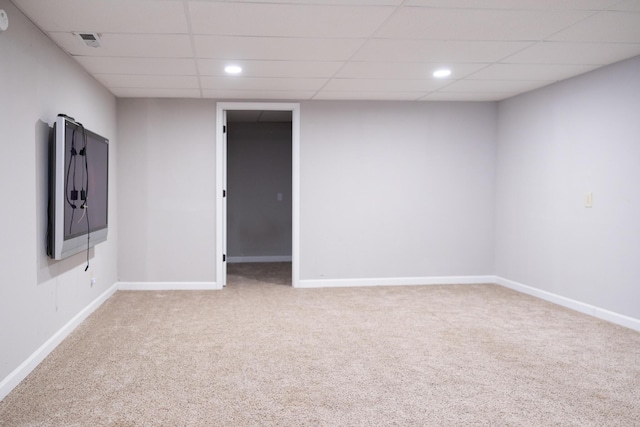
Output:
585 192 593 208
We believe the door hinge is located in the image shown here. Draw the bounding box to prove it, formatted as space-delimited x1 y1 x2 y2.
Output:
223 254 226 262
223 125 226 133
223 189 226 198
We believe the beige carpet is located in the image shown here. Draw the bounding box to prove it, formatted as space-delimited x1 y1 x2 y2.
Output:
1 263 639 426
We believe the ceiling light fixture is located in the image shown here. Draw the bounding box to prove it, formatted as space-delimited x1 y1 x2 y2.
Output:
433 69 452 78
225 65 242 75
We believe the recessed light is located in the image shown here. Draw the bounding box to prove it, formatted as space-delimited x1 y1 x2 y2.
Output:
225 65 242 75
433 69 452 78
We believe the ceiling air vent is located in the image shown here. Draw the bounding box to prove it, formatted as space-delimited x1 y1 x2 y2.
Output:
75 32 102 48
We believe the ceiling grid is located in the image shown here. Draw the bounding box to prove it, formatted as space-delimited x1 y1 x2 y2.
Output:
11 0 640 101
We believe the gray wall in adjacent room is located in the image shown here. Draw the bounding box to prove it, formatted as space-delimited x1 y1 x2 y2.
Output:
227 121 293 260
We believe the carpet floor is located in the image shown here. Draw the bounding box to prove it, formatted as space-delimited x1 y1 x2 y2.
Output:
1 263 639 426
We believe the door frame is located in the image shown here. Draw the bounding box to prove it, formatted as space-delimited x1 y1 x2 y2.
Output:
215 102 301 289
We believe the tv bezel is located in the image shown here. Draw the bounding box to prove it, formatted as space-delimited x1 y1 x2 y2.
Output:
48 115 109 260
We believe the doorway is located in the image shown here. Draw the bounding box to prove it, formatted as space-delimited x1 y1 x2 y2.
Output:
216 102 300 289
226 111 292 263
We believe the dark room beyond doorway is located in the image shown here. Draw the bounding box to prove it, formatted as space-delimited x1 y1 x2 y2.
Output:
226 110 293 273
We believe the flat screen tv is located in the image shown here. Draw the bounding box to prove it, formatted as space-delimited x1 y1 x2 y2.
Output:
47 114 109 260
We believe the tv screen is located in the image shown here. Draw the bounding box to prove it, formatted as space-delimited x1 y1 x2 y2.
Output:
48 114 109 260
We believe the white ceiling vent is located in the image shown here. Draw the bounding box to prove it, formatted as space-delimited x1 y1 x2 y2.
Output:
75 32 101 48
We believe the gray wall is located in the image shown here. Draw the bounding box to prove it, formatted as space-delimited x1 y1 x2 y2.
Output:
117 98 217 282
116 100 497 283
0 0 118 382
495 55 640 320
227 122 292 260
300 101 497 280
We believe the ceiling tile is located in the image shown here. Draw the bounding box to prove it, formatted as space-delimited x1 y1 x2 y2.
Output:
75 57 198 76
313 91 424 100
14 0 188 33
11 0 639 101
469 63 600 80
323 78 447 92
202 90 317 100
353 39 534 63
110 88 202 98
201 77 327 91
335 61 488 79
376 7 592 40
259 111 294 121
227 110 293 123
226 110 263 123
198 59 343 78
219 0 403 4
95 75 199 89
440 79 553 93
549 11 640 43
420 92 512 101
405 0 620 10
194 36 365 61
609 1 640 12
503 41 640 64
189 2 395 38
49 32 193 57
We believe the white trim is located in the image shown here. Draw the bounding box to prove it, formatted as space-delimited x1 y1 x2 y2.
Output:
216 102 300 289
297 275 496 289
594 307 640 332
0 283 118 401
227 256 292 263
496 277 640 332
215 106 225 290
290 105 301 288
117 282 217 291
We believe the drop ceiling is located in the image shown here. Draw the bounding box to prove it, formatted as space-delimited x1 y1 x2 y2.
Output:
11 0 640 101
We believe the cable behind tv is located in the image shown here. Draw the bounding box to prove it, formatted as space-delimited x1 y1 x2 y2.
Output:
80 123 91 271
64 120 91 270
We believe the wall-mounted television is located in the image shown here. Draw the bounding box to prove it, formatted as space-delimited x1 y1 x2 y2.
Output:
47 114 109 260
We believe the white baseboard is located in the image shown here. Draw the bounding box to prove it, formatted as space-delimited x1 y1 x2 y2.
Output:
117 282 219 291
227 256 292 263
4 275 635 404
496 277 640 332
297 275 496 289
0 282 118 401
